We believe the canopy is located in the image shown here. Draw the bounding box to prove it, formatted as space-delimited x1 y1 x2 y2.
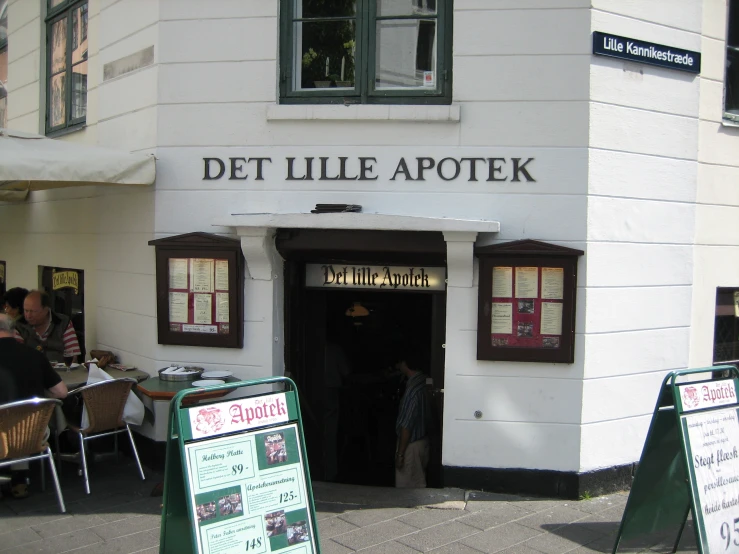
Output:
0 128 156 201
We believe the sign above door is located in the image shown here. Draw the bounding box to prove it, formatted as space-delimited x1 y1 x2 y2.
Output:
305 264 446 292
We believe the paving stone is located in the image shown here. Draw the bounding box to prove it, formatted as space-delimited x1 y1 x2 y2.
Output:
572 495 627 515
458 504 534 531
558 538 612 554
95 497 163 523
320 538 355 554
0 526 43 552
397 521 480 552
428 542 486 554
496 545 546 554
31 514 107 539
69 528 160 554
338 507 416 527
516 506 589 532
523 521 604 554
398 507 465 529
0 510 70 535
317 515 361 539
332 519 418 551
3 529 102 554
461 522 543 553
91 514 160 541
466 491 526 503
360 540 421 554
510 499 565 514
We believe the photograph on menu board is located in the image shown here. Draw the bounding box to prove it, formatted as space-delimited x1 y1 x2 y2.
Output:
256 427 299 471
267 508 311 552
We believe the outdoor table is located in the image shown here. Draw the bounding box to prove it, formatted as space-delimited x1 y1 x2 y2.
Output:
134 376 235 442
55 366 151 390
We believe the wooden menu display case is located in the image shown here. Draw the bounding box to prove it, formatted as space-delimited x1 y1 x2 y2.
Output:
476 240 583 363
149 233 244 348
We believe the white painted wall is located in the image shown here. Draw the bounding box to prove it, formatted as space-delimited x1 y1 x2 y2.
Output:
582 1 702 472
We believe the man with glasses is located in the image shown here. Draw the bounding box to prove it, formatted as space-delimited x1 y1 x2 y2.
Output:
14 290 81 364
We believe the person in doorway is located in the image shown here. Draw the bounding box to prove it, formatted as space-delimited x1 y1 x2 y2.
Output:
0 313 68 498
2 287 28 321
323 339 351 481
394 352 431 488
14 290 81 364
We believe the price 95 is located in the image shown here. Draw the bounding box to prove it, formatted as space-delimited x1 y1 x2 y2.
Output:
232 464 244 475
720 519 739 549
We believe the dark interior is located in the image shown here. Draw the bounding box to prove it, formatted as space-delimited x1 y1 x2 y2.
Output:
297 288 438 487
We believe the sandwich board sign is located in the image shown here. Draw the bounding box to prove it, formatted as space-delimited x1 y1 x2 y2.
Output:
613 366 739 553
160 377 321 554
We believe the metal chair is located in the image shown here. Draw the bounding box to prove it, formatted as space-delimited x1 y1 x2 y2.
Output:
0 398 65 512
67 378 145 494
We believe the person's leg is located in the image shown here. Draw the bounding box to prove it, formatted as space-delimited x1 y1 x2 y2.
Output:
395 438 429 488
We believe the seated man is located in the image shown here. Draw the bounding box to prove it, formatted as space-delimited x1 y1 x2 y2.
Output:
0 313 68 498
14 290 81 364
2 287 28 322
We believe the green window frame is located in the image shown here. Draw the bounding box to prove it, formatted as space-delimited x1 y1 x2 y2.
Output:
279 0 452 105
45 0 88 135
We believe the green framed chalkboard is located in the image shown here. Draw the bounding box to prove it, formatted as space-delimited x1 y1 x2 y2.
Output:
159 377 321 554
613 366 739 553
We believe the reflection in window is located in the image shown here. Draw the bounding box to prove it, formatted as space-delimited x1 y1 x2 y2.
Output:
46 1 88 133
713 288 739 365
0 0 7 128
282 0 450 104
725 0 739 120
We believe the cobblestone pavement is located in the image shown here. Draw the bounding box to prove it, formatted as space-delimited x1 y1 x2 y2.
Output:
0 460 698 553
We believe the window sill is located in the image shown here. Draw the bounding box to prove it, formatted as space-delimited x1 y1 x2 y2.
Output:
46 123 86 138
266 104 461 123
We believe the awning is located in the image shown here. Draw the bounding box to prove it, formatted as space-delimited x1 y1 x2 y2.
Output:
219 212 501 233
0 128 156 202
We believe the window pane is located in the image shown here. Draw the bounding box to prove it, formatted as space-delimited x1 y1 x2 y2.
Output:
0 0 7 46
294 20 356 90
714 288 739 363
375 19 436 89
71 4 88 65
49 72 66 127
49 0 65 8
377 0 436 17
297 0 356 20
727 48 739 115
50 18 67 74
0 46 6 128
71 61 87 119
730 1 739 48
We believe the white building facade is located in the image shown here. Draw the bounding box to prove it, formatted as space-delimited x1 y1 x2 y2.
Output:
1 0 738 497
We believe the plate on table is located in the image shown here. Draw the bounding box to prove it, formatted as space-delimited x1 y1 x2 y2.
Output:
201 370 233 380
192 380 225 387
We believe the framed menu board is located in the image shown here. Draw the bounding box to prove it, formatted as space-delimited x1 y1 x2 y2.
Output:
476 240 583 363
149 233 244 348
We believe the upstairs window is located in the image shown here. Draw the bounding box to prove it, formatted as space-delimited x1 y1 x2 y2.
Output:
726 0 739 121
0 0 8 128
46 0 88 134
279 0 452 105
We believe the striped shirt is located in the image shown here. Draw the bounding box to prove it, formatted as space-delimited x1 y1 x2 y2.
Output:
396 372 429 443
14 318 81 358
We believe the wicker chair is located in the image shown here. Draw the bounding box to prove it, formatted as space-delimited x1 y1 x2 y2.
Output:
0 398 65 512
67 378 145 494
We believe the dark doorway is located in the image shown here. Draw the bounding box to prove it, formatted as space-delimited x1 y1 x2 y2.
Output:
289 284 445 488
